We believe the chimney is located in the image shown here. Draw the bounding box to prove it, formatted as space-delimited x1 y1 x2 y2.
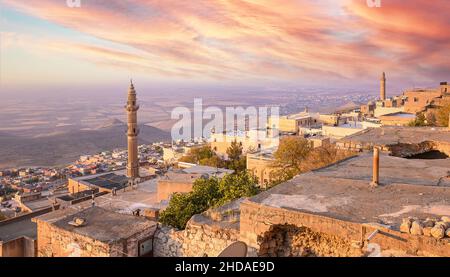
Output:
370 147 380 187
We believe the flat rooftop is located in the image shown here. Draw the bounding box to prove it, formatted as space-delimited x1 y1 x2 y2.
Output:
64 178 160 213
248 154 450 229
0 216 36 242
341 126 450 146
35 206 156 243
81 172 128 190
0 209 50 242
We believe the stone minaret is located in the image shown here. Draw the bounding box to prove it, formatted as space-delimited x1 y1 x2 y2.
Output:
126 80 139 179
380 72 386 101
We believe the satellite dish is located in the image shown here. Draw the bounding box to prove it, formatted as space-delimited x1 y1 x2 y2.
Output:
217 241 248 257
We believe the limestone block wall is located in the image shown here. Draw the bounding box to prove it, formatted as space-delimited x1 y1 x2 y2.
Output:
153 221 239 257
36 221 111 257
36 219 155 257
239 200 450 257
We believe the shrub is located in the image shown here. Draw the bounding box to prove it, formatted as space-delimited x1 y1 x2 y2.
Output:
159 172 259 229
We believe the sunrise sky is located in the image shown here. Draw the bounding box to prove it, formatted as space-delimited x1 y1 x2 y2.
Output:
1 0 449 93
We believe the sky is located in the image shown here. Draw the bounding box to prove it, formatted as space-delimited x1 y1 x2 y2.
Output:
1 0 449 94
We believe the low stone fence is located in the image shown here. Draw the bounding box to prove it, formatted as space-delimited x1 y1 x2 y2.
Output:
153 219 239 257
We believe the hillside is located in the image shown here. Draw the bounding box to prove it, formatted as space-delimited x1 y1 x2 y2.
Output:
0 123 170 169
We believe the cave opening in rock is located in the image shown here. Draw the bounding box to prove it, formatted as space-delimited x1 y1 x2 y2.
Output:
405 150 449 160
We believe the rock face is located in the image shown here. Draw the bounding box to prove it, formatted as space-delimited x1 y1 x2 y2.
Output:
423 227 433 237
431 225 446 240
423 219 435 228
436 221 450 230
410 221 424 236
400 218 412 233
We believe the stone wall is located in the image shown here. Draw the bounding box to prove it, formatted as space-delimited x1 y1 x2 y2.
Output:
337 139 450 158
154 200 242 257
35 219 155 257
239 200 450 257
36 220 112 257
153 219 239 257
258 224 362 257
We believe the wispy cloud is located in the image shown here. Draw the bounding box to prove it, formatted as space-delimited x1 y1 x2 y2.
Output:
2 0 449 86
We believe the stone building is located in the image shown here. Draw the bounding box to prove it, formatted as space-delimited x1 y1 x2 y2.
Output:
378 112 416 126
210 129 278 159
246 148 277 187
0 208 52 257
239 153 450 257
34 206 157 257
360 74 449 120
270 112 320 134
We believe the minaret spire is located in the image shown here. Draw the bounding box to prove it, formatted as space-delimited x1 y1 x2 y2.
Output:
380 72 386 101
126 80 139 179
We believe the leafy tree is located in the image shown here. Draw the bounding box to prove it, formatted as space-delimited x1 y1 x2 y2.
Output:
215 172 259 207
269 140 355 188
436 99 450 127
225 140 246 172
179 145 216 164
199 155 226 168
226 140 243 161
408 113 427 127
159 172 259 229
273 137 311 170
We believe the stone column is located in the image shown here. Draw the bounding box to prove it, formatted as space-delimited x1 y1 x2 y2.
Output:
370 147 380 187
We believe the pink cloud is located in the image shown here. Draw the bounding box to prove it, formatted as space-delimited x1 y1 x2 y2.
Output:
2 0 449 84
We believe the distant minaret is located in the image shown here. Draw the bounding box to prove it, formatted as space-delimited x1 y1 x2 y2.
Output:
126 80 139 179
380 72 386 101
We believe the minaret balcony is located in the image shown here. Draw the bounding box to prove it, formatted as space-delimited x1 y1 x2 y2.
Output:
125 105 140 112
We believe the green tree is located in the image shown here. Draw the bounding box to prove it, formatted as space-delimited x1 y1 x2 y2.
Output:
226 140 243 161
269 139 355 188
225 141 246 172
408 113 427 127
273 137 311 170
215 172 259 207
179 145 216 164
159 172 259 229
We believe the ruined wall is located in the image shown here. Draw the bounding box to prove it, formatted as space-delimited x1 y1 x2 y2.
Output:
337 139 450 158
153 220 239 257
258 224 362 257
389 141 450 157
240 201 450 257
